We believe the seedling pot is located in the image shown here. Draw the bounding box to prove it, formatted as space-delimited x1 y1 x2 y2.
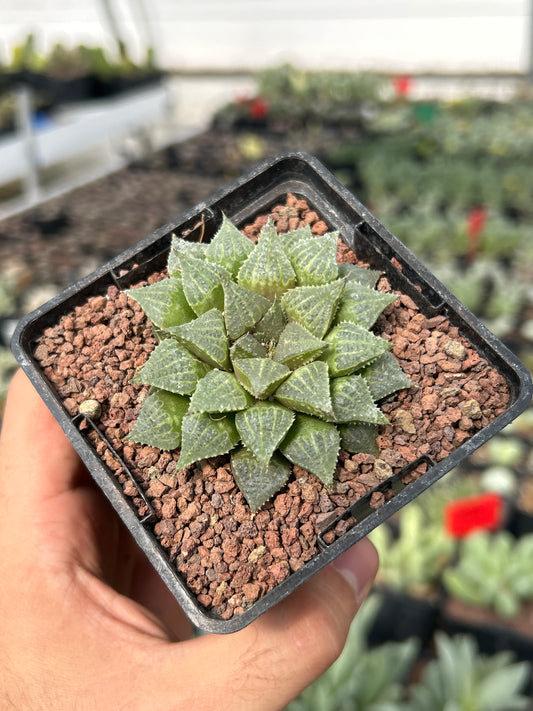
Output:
508 506 533 537
368 586 439 648
12 152 532 633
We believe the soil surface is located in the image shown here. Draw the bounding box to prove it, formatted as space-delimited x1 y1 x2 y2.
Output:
34 195 510 621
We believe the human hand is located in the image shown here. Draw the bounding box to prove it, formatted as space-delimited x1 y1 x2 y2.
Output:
0 371 378 711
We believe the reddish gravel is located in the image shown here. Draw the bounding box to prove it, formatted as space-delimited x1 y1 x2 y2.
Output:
34 195 511 621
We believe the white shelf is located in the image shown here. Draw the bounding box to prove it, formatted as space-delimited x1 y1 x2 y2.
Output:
0 82 172 187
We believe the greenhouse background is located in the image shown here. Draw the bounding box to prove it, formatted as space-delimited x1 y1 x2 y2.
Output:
1 1 533 708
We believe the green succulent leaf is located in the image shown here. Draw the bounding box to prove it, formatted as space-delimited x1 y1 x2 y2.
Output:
221 275 271 340
179 251 224 316
361 351 413 401
338 262 381 288
275 361 334 419
204 214 254 277
235 401 294 464
287 233 339 286
279 413 340 486
189 369 253 413
272 321 329 369
132 338 209 395
281 279 345 338
339 422 380 456
177 412 240 470
278 225 313 252
233 357 291 399
237 218 296 300
128 389 189 450
322 322 393 376
125 277 196 329
231 448 291 511
169 308 230 370
252 299 286 343
168 236 208 275
334 281 399 328
230 332 268 361
330 374 390 424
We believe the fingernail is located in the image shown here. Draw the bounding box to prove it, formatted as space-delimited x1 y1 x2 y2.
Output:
331 538 378 604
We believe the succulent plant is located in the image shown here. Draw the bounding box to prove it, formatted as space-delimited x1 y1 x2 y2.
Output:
286 594 419 711
125 216 411 510
443 531 533 619
369 503 454 597
400 632 531 711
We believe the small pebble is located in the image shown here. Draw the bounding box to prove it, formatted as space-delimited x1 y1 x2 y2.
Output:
394 409 416 434
78 399 102 420
374 459 393 481
461 399 483 420
444 340 467 361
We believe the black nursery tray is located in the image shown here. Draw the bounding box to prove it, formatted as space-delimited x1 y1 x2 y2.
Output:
12 152 533 633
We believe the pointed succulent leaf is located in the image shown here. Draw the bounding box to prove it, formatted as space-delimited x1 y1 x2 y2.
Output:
321 322 393 376
281 279 345 338
361 351 413 401
237 218 296 300
235 401 294 465
334 281 399 329
189 369 253 413
179 251 224 316
278 225 313 252
233 357 291 399
275 361 334 419
132 338 208 395
338 262 381 288
168 236 208 275
288 233 339 286
339 422 380 456
272 321 328 369
204 214 254 277
125 277 196 329
127 389 189 450
231 448 291 511
221 275 271 340
279 413 340 486
330 374 390 424
230 333 267 361
252 299 286 343
169 308 230 370
177 412 240 470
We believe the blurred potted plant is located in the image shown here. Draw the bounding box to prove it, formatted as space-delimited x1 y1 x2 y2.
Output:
442 530 533 662
401 632 531 711
367 503 453 646
286 595 419 711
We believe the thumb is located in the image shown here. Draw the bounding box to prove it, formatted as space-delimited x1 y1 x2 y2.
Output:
144 537 378 711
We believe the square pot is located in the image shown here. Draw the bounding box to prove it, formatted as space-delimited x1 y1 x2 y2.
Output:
11 152 532 633
368 586 440 649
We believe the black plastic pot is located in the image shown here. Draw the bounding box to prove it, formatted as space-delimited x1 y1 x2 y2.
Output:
5 70 97 106
11 152 533 633
92 71 163 99
368 586 439 649
508 505 533 537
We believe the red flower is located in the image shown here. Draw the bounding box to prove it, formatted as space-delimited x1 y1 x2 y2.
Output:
444 492 504 539
466 206 487 261
393 75 413 98
248 97 269 120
